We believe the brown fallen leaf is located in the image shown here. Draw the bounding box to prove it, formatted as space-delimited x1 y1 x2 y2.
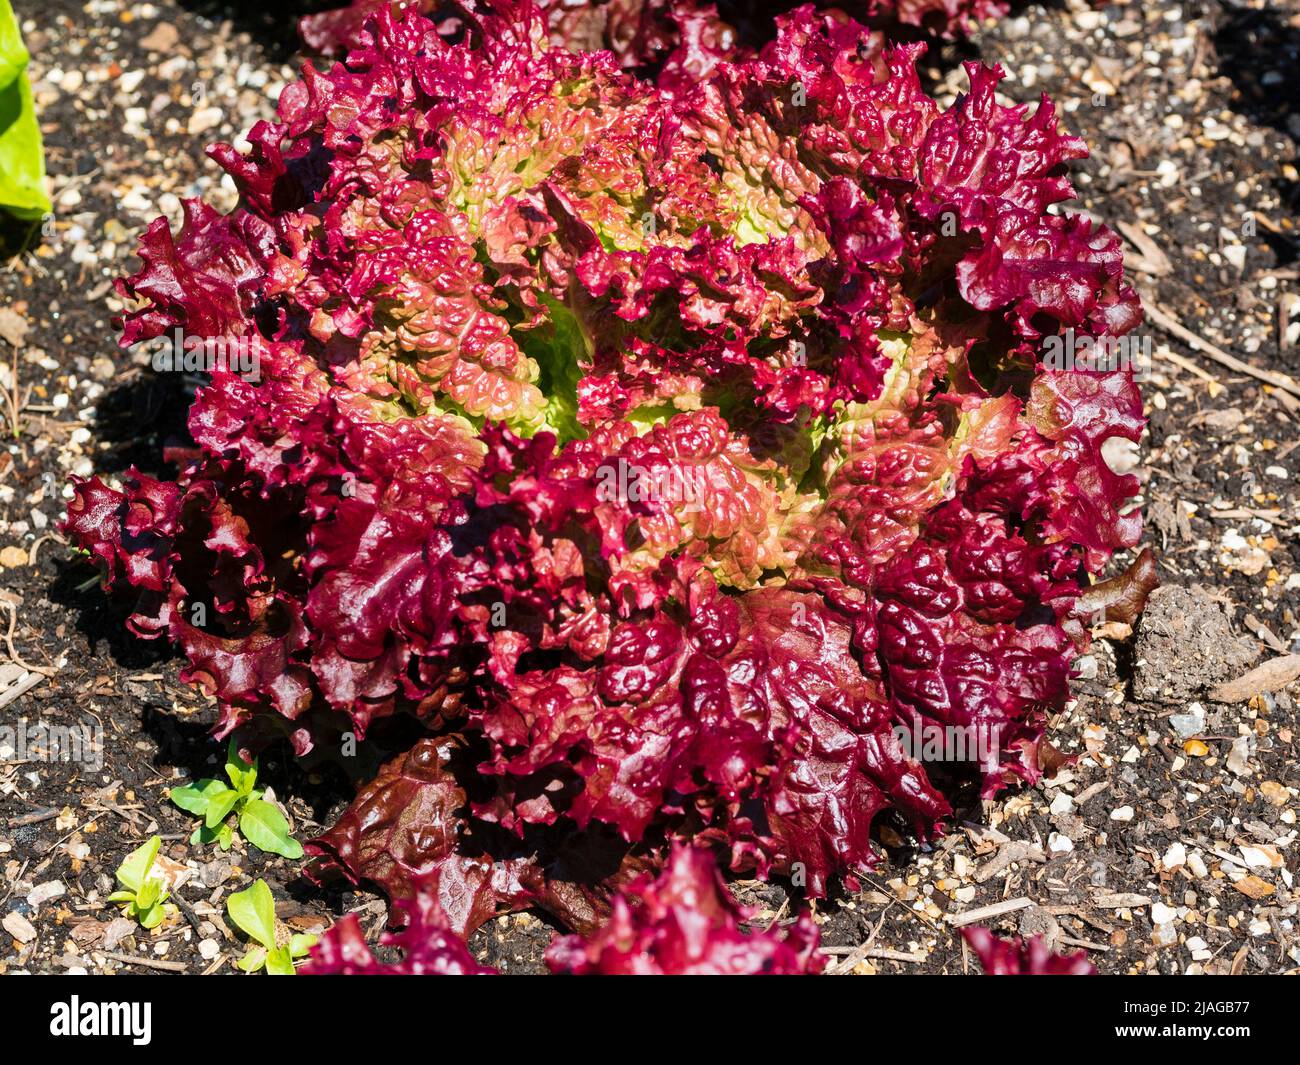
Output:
1231 875 1275 900
1076 548 1159 629
69 918 109 947
1036 738 1072 776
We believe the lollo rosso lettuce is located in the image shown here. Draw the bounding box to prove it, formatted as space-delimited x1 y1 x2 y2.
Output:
545 842 824 974
961 927 1096 975
304 841 823 974
64 1 1151 966
300 1 1010 80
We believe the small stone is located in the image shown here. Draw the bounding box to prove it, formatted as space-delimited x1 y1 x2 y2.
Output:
1049 793 1075 816
2 911 37 944
188 107 223 136
1187 852 1209 877
100 918 135 951
118 70 145 94
0 546 27 568
198 938 220 960
1239 845 1283 869
1226 735 1253 776
1170 703 1205 740
27 881 65 908
1151 901 1179 925
1110 805 1135 822
1151 922 1178 947
1183 739 1210 757
1161 842 1187 871
1260 781 1289 805
139 23 180 52
1048 832 1074 853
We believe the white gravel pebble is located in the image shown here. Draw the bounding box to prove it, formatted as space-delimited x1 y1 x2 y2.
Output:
1049 792 1075 816
27 881 66 908
1151 901 1179 925
1169 703 1205 740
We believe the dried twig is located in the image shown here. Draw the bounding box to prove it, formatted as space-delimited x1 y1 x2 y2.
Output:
1057 934 1112 953
5 806 58 827
1117 221 1172 276
820 945 928 965
827 910 889 975
1208 655 1300 703
947 897 1033 927
1143 299 1300 399
0 668 44 710
0 600 60 676
102 951 188 973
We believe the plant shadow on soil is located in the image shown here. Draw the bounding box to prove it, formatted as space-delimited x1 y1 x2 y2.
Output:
1212 4 1300 243
174 0 340 62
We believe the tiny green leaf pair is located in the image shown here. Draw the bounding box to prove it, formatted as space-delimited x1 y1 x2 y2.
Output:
169 740 303 859
108 835 171 929
226 879 315 975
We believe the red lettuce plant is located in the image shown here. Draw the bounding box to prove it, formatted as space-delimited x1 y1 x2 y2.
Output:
961 927 1096 975
301 0 1009 76
546 842 823 973
303 894 498 974
65 2 1148 957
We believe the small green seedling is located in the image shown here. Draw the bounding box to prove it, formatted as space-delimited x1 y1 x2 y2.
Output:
169 739 303 859
107 835 171 929
226 879 316 975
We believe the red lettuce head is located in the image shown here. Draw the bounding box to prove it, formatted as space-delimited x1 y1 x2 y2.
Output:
301 1 1009 77
66 2 1146 941
546 842 825 973
962 927 1096 975
303 894 499 974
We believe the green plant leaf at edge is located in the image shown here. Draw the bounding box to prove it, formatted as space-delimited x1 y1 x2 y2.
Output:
115 835 160 893
289 933 317 958
239 799 303 859
204 787 242 829
226 879 277 951
224 739 258 796
169 778 230 817
0 0 52 219
139 902 166 930
265 946 296 976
